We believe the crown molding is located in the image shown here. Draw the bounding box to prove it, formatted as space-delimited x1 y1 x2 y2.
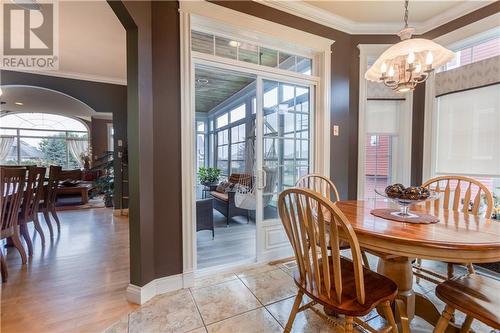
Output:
255 0 495 35
2 69 127 86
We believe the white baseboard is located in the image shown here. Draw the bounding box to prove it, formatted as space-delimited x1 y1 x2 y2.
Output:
126 272 194 305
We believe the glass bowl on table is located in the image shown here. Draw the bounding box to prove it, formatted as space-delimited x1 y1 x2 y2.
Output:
374 188 439 219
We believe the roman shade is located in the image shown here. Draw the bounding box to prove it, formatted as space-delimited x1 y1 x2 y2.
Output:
365 100 401 134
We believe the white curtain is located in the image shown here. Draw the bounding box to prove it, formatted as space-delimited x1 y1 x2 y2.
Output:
0 136 15 161
67 139 88 168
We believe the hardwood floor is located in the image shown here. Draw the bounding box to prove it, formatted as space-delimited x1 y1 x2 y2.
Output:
1 208 136 333
197 211 256 270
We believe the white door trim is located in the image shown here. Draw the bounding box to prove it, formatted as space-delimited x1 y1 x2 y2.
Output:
180 2 332 282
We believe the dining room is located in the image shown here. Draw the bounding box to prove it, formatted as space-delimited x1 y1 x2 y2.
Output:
2 1 500 333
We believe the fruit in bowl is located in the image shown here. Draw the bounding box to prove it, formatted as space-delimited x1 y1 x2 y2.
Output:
384 184 431 201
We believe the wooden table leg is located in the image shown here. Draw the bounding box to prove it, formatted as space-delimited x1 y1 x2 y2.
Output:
81 189 89 205
377 256 415 321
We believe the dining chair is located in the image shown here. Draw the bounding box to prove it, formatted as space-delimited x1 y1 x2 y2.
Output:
39 165 62 238
278 188 399 333
18 166 47 256
433 274 499 333
414 175 493 283
1 167 28 282
295 174 371 269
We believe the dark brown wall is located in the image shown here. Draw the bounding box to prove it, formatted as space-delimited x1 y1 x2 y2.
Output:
91 118 113 159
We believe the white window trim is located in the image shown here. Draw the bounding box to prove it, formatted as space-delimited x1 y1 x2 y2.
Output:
357 44 413 199
180 1 333 284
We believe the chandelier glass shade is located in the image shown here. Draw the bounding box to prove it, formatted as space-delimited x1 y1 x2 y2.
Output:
365 1 455 93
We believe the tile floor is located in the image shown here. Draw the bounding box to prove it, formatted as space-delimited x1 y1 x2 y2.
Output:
104 258 498 333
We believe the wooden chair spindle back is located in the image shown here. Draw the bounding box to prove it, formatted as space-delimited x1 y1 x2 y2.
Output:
278 188 366 305
1 168 26 231
45 165 62 207
295 174 340 202
422 176 493 217
20 166 46 221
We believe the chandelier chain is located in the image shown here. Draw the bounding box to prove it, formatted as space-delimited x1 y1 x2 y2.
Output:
403 0 409 28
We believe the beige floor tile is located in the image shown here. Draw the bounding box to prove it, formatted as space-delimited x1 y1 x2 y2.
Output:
239 268 298 305
266 296 349 333
103 314 129 333
191 279 261 325
128 289 204 333
206 307 282 333
235 264 280 278
193 272 238 289
187 327 208 333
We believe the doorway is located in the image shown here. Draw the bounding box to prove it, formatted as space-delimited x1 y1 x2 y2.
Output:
193 62 315 271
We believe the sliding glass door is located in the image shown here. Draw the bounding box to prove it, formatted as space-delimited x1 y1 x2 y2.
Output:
254 78 312 260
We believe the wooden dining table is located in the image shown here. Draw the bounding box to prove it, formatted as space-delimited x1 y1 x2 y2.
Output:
334 200 500 330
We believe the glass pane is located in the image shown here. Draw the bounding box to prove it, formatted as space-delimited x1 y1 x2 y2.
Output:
217 145 228 160
364 134 394 200
191 31 214 54
20 129 66 137
230 161 246 174
1 113 87 131
217 129 228 145
252 97 256 114
215 36 237 60
216 113 228 129
279 52 296 71
239 42 258 64
196 134 205 169
217 160 228 175
260 48 278 67
0 129 17 135
230 104 246 123
296 56 312 75
196 121 205 133
231 124 245 143
231 143 245 160
263 193 278 220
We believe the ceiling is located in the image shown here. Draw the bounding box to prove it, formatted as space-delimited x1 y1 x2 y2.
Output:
195 67 255 113
265 0 494 34
14 0 126 85
0 86 111 121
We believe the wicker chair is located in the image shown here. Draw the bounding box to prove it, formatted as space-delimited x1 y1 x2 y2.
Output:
210 173 251 226
196 198 214 239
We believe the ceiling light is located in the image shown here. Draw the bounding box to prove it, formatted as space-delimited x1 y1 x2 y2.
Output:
15 102 23 106
365 0 454 93
228 40 241 48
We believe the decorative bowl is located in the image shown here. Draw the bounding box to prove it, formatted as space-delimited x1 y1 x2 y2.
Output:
374 188 439 218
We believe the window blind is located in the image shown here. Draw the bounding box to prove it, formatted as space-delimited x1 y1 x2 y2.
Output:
435 84 500 177
366 100 401 134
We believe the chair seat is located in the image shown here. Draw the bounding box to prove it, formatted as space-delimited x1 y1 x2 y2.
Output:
293 256 397 316
436 274 500 329
210 191 228 202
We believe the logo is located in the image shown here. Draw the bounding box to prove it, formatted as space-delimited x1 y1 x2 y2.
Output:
1 1 59 70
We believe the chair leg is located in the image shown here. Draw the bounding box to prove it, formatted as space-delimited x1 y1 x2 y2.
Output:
433 305 455 333
42 210 54 238
466 263 475 274
381 301 398 333
345 316 354 333
284 291 303 333
33 214 45 246
50 206 61 232
395 299 410 333
11 232 27 264
0 249 8 282
460 315 474 333
415 258 422 283
20 224 33 257
361 251 370 269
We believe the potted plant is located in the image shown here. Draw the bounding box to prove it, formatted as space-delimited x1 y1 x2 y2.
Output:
93 152 114 207
198 167 221 187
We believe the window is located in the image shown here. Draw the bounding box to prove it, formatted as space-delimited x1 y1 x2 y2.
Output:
216 113 228 129
441 35 500 72
0 113 89 169
216 129 229 175
196 120 206 170
107 124 114 152
230 124 246 173
361 100 410 200
191 30 313 76
230 104 246 123
433 85 500 194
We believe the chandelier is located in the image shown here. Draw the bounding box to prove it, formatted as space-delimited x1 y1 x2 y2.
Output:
365 0 454 93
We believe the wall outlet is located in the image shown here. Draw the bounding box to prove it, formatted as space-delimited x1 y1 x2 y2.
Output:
118 139 123 147
333 125 339 136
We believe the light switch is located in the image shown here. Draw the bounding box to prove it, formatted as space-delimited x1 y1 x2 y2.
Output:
333 125 339 136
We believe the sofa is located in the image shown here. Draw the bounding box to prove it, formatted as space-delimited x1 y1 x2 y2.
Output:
210 173 252 226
